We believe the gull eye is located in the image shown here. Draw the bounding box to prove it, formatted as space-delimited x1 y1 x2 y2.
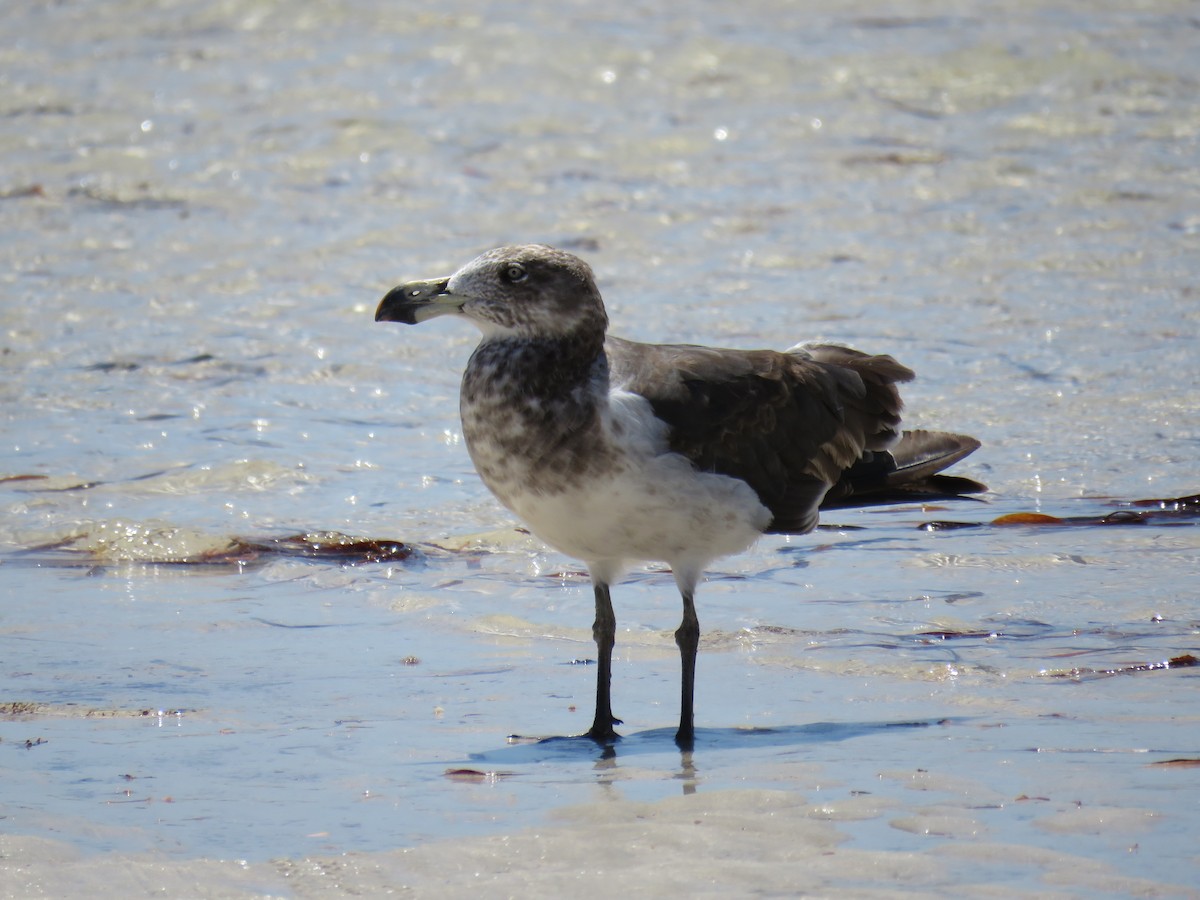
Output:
502 263 527 284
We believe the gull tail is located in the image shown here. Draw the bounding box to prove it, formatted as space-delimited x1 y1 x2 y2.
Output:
820 429 986 509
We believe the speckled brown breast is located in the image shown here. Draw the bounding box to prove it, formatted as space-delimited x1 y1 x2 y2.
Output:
459 335 618 506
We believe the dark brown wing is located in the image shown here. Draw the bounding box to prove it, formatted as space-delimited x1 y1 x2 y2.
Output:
606 337 926 534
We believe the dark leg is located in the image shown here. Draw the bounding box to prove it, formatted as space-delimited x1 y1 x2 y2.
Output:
587 581 622 744
674 590 699 749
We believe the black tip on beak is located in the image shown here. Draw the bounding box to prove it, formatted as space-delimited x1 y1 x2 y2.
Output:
375 278 453 324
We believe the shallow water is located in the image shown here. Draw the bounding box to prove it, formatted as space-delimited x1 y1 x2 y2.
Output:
3 0 1199 896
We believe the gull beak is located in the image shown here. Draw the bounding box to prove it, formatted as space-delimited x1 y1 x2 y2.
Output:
375 277 459 324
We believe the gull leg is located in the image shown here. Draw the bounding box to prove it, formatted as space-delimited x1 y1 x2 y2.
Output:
675 590 699 749
587 581 622 743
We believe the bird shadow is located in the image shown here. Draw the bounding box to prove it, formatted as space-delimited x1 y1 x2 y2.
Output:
469 717 962 766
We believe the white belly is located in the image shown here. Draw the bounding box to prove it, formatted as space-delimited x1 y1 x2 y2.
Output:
510 454 768 565
468 388 772 572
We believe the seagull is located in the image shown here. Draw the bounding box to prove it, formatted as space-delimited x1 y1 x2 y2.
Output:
375 244 983 749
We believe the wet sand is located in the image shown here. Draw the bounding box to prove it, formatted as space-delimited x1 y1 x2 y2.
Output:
4 782 1194 898
3 0 1199 896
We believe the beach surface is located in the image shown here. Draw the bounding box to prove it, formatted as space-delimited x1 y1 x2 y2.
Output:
2 1 1198 896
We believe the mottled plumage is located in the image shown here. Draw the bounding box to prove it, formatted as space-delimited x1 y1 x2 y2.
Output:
376 244 983 747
